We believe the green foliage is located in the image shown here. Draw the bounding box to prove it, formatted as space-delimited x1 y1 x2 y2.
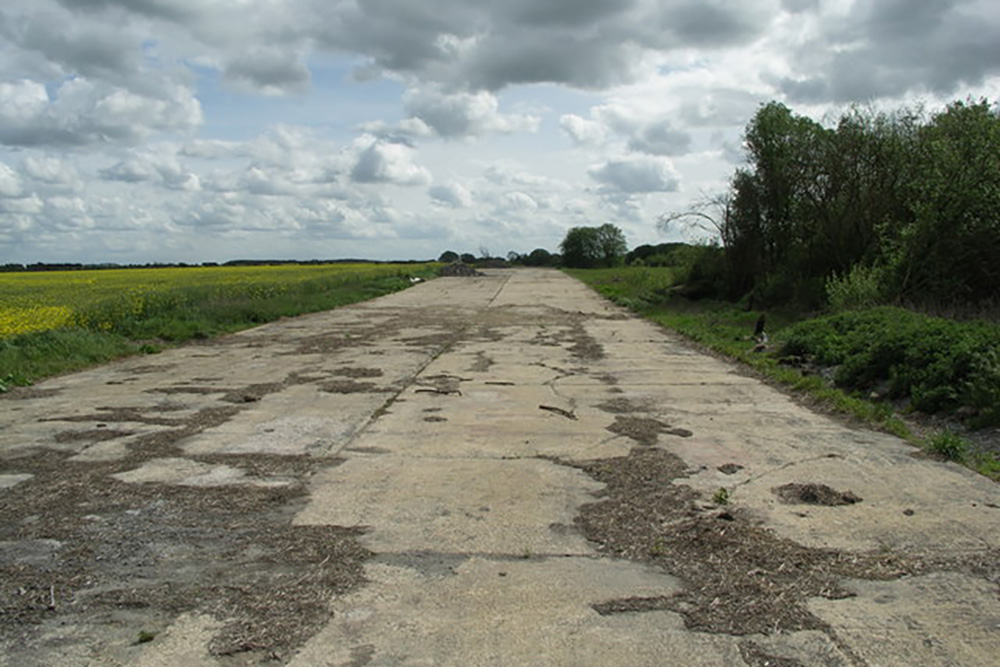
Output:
681 97 997 310
438 250 459 263
571 268 998 479
523 248 555 267
825 264 889 311
0 328 135 387
891 99 1000 304
0 268 435 388
781 307 1000 421
562 267 677 311
926 430 969 462
560 224 627 269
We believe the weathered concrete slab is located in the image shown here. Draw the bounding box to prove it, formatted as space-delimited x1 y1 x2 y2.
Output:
287 559 746 667
296 456 603 554
2 268 998 667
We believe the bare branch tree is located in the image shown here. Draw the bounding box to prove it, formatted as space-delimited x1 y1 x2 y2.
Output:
657 192 734 246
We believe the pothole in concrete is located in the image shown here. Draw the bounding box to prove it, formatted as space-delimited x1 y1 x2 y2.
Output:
773 483 862 506
718 463 744 475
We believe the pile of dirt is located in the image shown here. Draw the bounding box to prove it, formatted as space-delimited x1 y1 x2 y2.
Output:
437 262 483 277
773 483 862 506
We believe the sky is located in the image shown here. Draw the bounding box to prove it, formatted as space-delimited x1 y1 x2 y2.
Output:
1 0 999 264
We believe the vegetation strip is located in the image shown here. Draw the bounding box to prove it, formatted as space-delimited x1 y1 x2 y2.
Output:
0 263 437 391
567 266 1000 480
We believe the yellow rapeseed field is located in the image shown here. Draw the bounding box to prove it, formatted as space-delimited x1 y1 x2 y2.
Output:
0 264 416 338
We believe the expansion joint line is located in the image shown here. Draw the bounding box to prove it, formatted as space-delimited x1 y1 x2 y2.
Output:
332 275 510 456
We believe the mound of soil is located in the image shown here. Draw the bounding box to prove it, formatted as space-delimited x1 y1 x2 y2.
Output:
773 483 862 506
437 263 483 277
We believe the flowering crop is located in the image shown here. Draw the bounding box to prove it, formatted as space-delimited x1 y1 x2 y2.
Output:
0 264 426 339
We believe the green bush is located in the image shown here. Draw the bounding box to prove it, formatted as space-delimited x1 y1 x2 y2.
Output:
927 430 968 461
780 307 1000 421
826 264 888 311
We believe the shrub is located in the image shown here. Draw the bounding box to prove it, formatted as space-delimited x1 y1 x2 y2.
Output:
780 307 1000 422
926 430 968 461
826 264 888 311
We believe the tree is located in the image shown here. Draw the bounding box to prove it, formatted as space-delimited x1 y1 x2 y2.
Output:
595 224 627 267
524 248 553 266
438 250 459 263
559 225 627 268
459 253 476 264
893 99 1000 302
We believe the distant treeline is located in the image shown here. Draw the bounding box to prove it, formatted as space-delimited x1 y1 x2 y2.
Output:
0 259 433 273
663 98 1000 310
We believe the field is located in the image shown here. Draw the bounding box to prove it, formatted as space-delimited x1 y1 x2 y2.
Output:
0 263 436 388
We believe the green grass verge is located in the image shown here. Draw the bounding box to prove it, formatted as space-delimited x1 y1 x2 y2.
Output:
565 267 999 480
0 267 436 392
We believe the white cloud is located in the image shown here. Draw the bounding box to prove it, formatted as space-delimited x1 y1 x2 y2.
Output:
588 155 681 193
0 77 202 147
559 114 608 146
429 182 472 208
403 87 541 138
100 148 200 191
2 0 999 263
20 156 84 193
350 136 432 186
0 163 25 198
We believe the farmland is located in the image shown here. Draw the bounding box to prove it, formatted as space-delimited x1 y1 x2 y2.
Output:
0 263 436 388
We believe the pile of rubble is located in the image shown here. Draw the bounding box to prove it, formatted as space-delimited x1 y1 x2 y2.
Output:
437 262 484 277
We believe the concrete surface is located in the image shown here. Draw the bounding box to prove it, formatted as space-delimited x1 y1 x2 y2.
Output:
1 268 998 666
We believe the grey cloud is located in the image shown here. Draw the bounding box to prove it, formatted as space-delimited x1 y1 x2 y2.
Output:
0 10 141 84
100 151 200 191
588 156 680 193
307 0 776 91
224 49 311 95
54 0 202 23
504 0 633 28
650 1 771 48
627 122 692 157
781 0 1000 103
780 0 819 12
458 33 643 91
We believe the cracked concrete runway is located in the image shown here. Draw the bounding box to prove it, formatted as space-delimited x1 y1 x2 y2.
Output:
1 268 998 666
